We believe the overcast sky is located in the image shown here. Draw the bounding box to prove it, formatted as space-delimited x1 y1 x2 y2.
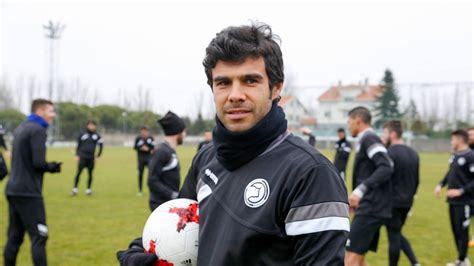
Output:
1 0 472 116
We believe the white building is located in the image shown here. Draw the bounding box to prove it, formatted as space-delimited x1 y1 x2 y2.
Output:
317 82 382 126
278 95 317 130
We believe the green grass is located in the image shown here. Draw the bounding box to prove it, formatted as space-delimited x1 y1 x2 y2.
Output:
0 147 468 265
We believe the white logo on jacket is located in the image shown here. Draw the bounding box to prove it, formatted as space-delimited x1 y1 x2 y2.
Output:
458 157 466 166
244 178 270 208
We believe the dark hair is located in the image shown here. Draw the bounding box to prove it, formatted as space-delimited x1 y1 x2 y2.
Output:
348 106 372 125
337 128 345 133
451 129 468 143
383 120 403 138
87 120 97 126
203 22 284 90
31 99 53 113
141 125 149 131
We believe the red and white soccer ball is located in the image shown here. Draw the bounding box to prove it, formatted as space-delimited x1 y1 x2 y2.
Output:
142 198 199 266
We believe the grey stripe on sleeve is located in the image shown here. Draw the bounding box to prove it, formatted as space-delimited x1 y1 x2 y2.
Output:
285 202 349 223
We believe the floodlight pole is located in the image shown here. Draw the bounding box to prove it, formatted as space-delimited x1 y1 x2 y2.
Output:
43 21 65 143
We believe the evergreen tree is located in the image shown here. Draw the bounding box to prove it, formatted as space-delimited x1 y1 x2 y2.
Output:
374 69 402 128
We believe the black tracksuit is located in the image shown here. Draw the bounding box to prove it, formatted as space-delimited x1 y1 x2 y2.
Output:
176 133 349 265
0 133 7 150
439 149 474 261
386 144 420 266
4 120 60 266
347 128 394 254
134 135 154 193
334 138 351 180
147 142 180 211
73 130 103 189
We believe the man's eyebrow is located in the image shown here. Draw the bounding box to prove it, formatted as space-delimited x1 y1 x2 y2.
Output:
242 73 264 80
213 76 230 82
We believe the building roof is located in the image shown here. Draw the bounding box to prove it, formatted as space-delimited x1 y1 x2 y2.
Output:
318 84 382 102
278 95 294 106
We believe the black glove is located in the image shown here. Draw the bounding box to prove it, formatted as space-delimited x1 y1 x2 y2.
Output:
47 162 62 173
117 238 158 266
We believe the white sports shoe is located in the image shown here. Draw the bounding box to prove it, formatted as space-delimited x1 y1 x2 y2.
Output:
85 188 92 196
71 187 78 196
447 259 471 266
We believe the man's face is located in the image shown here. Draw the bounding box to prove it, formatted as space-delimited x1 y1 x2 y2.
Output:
338 131 345 140
347 117 359 138
211 57 282 132
37 104 56 125
382 128 391 146
87 123 96 132
204 131 212 141
141 129 149 138
177 130 186 145
451 135 462 151
468 129 474 145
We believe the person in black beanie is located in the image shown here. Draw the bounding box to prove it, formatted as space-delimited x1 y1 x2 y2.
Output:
134 126 155 196
4 99 62 266
147 111 186 211
118 23 348 266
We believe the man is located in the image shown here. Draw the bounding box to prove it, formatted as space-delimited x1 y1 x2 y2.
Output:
4 99 62 266
197 129 212 151
434 129 474 266
0 124 8 151
71 120 103 196
118 23 349 265
301 127 316 147
0 124 9 180
334 128 352 181
148 111 186 211
345 106 394 266
134 126 155 196
382 120 420 266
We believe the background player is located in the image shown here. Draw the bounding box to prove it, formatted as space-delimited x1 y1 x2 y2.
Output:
435 129 474 266
134 126 154 196
71 120 104 196
345 106 394 266
382 120 420 266
334 127 352 181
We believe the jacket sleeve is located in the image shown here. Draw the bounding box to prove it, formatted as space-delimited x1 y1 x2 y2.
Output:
461 156 474 194
284 164 349 265
133 137 140 150
354 137 393 196
0 135 7 150
76 133 82 156
148 137 155 150
29 129 50 172
97 135 104 157
178 156 199 201
148 150 178 198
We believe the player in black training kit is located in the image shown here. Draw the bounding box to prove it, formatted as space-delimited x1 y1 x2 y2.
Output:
148 111 186 211
382 121 420 266
134 126 155 196
71 120 103 196
117 23 349 266
435 130 474 266
4 99 62 266
345 107 394 266
334 128 352 181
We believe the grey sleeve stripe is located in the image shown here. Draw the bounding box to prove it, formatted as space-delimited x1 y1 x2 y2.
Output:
285 202 349 223
367 143 388 159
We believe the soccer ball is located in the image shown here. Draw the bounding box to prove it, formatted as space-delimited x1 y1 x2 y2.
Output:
142 198 199 266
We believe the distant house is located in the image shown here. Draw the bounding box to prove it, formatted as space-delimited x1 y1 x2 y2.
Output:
317 82 382 126
278 95 317 129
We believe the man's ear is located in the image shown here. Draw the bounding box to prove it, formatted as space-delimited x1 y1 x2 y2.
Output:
271 82 284 100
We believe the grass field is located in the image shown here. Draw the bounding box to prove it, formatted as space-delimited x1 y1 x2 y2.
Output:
0 146 469 265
